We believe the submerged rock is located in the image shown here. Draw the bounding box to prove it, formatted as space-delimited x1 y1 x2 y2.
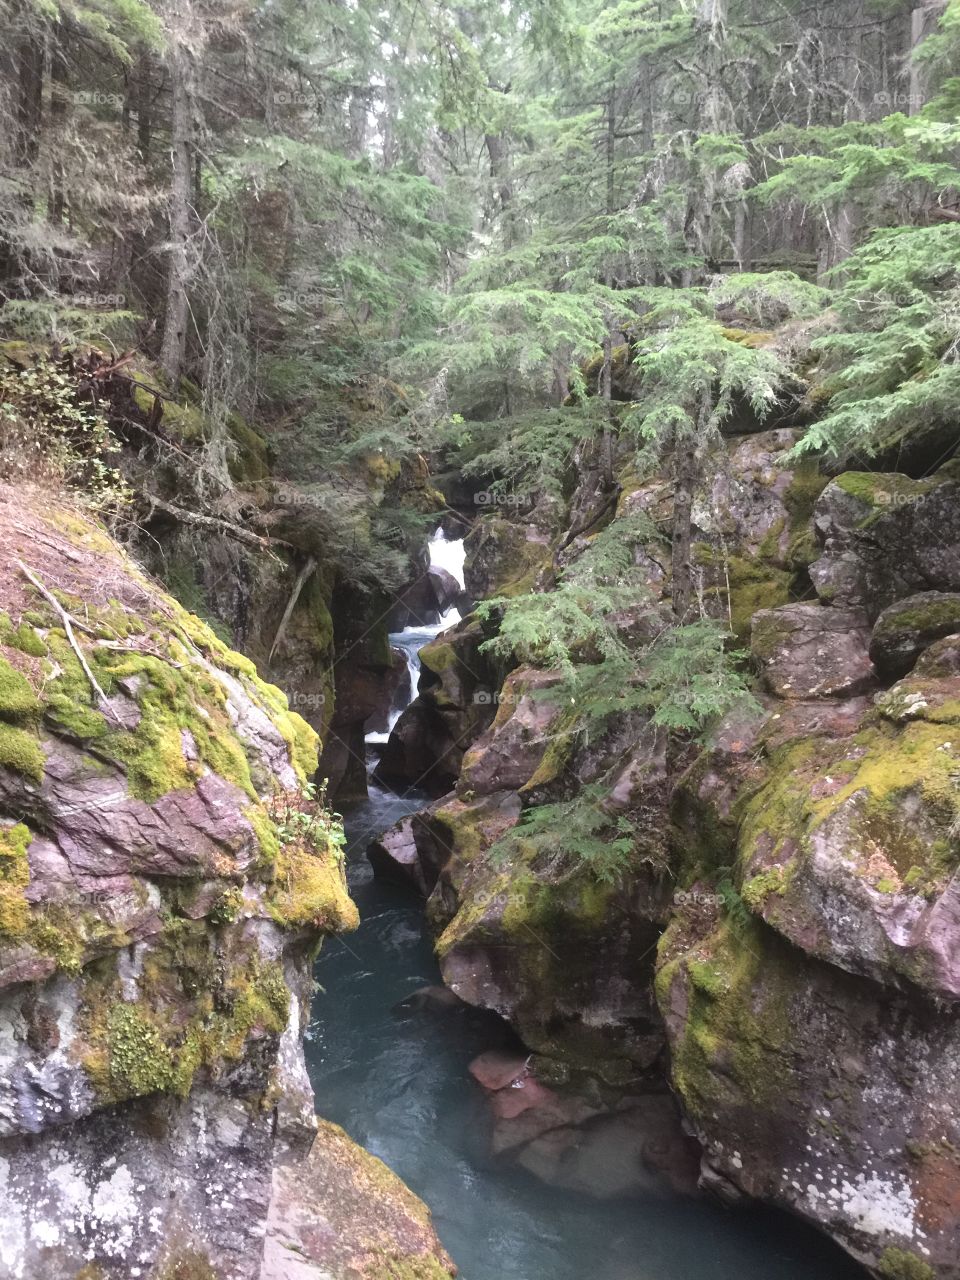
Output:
468 1050 701 1201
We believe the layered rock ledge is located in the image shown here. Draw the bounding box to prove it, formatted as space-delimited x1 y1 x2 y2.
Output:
0 484 453 1280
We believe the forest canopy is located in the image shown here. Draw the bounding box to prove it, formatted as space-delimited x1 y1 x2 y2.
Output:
2 0 959 604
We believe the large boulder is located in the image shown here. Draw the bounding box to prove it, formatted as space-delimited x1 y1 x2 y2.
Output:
458 667 572 798
422 716 674 1075
463 512 554 601
658 907 960 1279
869 593 960 679
618 430 827 640
658 634 960 1276
751 602 877 699
375 617 498 794
810 467 960 620
0 484 447 1279
264 1119 455 1279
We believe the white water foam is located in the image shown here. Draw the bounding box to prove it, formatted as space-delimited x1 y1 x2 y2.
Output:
364 530 465 745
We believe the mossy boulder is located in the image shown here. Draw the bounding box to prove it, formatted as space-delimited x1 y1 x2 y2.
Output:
457 667 573 798
644 429 828 643
415 722 675 1074
731 675 960 998
433 826 668 1073
811 467 960 621
869 592 960 679
657 898 960 1277
463 511 554 600
264 1119 456 1278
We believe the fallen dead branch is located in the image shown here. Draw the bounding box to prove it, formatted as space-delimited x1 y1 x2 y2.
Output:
16 560 124 724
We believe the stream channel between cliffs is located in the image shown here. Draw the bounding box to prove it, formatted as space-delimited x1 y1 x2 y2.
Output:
304 534 864 1280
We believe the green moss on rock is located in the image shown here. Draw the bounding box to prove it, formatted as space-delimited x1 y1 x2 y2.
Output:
0 722 44 781
265 832 358 933
877 1247 935 1280
0 655 41 720
105 1002 176 1096
0 821 31 937
657 916 795 1113
741 864 792 909
693 544 793 642
0 615 46 656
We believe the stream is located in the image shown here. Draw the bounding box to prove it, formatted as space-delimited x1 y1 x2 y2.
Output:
304 532 864 1280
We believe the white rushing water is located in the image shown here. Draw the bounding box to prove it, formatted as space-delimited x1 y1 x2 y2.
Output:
365 527 465 745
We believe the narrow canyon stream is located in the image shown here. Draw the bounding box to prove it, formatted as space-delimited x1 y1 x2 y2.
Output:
305 533 864 1280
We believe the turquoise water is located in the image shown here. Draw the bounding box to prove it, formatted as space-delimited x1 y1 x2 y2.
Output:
304 778 866 1280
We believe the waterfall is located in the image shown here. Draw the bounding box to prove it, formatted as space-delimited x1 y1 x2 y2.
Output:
428 524 466 593
364 527 466 745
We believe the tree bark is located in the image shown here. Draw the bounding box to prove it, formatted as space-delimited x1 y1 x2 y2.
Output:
671 399 709 621
159 42 194 389
485 132 515 247
49 24 68 226
14 27 43 170
600 85 617 489
670 437 698 621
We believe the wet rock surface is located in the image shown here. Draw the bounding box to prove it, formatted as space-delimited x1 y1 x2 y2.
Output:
375 616 498 795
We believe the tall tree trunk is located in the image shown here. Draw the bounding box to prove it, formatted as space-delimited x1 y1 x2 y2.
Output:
160 43 193 389
485 132 515 247
49 24 68 227
908 2 947 113
135 52 154 165
671 410 705 622
14 27 43 170
1 16 44 282
599 84 617 489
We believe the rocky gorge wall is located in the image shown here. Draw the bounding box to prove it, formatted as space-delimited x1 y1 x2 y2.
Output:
371 433 960 1278
0 482 454 1280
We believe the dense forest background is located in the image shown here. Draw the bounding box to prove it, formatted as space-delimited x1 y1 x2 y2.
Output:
1 0 960 713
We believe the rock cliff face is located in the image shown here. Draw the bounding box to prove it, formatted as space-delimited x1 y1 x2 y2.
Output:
657 466 960 1279
370 445 960 1277
0 484 453 1280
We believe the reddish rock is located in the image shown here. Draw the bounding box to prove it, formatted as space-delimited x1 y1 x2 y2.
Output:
751 602 877 699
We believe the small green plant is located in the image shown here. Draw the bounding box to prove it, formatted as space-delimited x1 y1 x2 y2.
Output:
0 356 131 513
489 785 636 885
266 780 346 863
479 512 759 738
